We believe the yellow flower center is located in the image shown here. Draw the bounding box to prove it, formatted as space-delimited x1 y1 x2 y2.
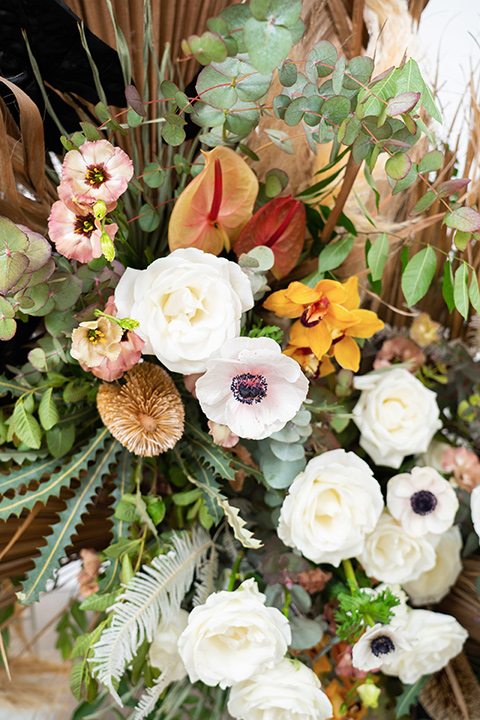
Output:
85 164 109 187
87 328 106 345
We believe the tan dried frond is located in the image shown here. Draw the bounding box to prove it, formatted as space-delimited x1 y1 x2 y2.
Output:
96 362 185 457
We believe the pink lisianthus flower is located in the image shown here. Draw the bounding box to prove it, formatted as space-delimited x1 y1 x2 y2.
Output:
60 139 134 205
442 446 480 492
84 329 144 381
48 199 118 263
207 420 239 448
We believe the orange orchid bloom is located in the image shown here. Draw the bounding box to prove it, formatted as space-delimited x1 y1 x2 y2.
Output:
264 279 357 359
168 146 258 255
325 679 368 720
283 338 335 378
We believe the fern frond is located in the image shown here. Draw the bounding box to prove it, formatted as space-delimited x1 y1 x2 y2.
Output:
132 667 174 720
90 527 213 706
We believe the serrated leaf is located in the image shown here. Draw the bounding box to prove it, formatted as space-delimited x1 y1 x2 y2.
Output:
401 246 436 306
185 421 235 481
11 400 42 449
38 388 60 431
17 438 121 604
367 233 389 282
318 234 354 272
454 263 469 319
0 427 111 518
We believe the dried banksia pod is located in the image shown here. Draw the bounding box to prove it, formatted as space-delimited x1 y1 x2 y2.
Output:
96 362 184 456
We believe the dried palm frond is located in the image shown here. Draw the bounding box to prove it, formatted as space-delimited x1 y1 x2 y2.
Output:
96 362 185 456
420 652 480 720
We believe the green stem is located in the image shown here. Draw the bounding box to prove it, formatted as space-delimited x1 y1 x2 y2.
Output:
282 587 291 618
227 554 243 592
342 558 359 591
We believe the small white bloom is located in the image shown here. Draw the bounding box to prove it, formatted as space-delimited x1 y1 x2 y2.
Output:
387 466 459 536
149 609 188 682
114 248 254 374
177 579 291 689
278 449 384 566
358 511 437 584
352 368 442 469
352 623 412 672
227 658 333 720
471 485 480 538
418 439 451 472
195 337 309 440
381 609 468 684
403 526 463 606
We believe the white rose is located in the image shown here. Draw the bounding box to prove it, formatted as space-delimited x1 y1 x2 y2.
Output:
386 466 459 537
381 609 468 684
358 511 437 584
149 609 188 682
403 526 463 606
471 485 480 538
352 368 442 469
177 579 291 689
114 248 254 374
278 449 384 566
227 658 333 720
418 439 451 471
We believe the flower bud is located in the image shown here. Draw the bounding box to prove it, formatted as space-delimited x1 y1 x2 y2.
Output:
101 231 115 262
357 680 381 708
93 199 108 220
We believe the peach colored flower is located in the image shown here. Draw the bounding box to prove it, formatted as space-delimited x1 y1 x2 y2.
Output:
207 421 239 448
48 199 118 263
442 446 480 492
60 139 133 205
373 337 426 372
409 312 441 347
71 316 123 367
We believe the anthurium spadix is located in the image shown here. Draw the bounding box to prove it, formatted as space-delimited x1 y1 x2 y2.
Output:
168 146 258 254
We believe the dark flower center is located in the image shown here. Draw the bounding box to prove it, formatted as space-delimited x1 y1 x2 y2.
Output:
410 490 438 515
231 373 268 405
85 164 110 187
370 635 395 657
300 297 329 327
74 213 96 237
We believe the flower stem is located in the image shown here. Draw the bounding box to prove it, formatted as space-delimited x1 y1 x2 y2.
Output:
342 558 359 591
282 587 292 618
227 553 243 592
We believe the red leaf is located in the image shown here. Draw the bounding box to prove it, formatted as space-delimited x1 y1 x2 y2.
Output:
234 196 306 279
436 178 470 198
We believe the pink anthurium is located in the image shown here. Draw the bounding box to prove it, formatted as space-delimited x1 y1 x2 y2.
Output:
234 195 306 279
168 146 258 255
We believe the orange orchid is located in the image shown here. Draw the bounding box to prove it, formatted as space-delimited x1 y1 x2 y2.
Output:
168 146 258 254
325 679 368 720
264 279 358 360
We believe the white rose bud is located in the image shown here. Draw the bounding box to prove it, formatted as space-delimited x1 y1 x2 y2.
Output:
353 368 442 469
177 579 291 689
227 658 333 720
114 248 254 374
278 449 384 566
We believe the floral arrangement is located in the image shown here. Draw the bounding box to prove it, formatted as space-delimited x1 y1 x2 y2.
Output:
1 1 480 719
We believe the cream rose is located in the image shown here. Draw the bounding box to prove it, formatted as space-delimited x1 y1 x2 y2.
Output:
402 526 463 606
277 449 384 566
177 579 290 689
358 511 437 584
149 609 188 682
381 609 468 684
227 658 333 720
352 368 442 469
113 248 254 374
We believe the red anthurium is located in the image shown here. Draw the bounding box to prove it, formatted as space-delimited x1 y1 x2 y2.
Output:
168 146 258 255
233 195 306 279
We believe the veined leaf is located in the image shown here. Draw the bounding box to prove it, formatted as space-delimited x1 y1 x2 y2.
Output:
185 421 235 481
11 401 42 449
0 427 111 518
38 388 60 431
395 676 429 717
401 246 436 306
442 260 455 313
90 528 213 705
367 233 389 282
469 270 480 314
318 234 354 273
17 438 121 604
454 263 469 319
69 660 87 702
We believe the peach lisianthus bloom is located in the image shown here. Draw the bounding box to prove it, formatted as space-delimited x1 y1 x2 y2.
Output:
60 139 134 205
48 199 118 263
168 146 258 254
373 336 426 372
264 279 357 359
71 316 123 367
442 445 480 491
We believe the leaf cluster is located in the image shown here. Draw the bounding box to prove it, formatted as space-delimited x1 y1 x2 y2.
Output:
334 587 401 642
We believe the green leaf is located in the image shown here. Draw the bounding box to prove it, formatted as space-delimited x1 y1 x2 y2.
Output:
182 31 228 65
401 246 436 306
11 400 42 449
69 660 87 702
410 190 436 216
142 162 165 188
454 263 469 319
436 178 470 197
0 218 29 294
46 423 76 458
454 230 471 251
51 273 82 312
318 234 354 273
305 41 337 81
367 233 389 282
79 591 119 612
442 260 455 313
284 96 307 126
469 270 480 314
161 123 186 146
279 59 297 87
343 56 374 91
353 190 376 227
395 677 429 717
0 296 16 340
243 18 292 74
444 207 480 232
385 152 412 180
138 204 160 233
289 616 324 650
322 96 351 125
272 94 291 120
184 421 235 481
304 95 324 126
332 55 346 95
38 388 60 431
386 91 420 116
418 150 443 174
16 438 121 604
0 427 111 518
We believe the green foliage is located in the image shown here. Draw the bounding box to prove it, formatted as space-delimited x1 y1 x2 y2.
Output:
401 246 437 306
395 677 429 717
334 588 401 642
